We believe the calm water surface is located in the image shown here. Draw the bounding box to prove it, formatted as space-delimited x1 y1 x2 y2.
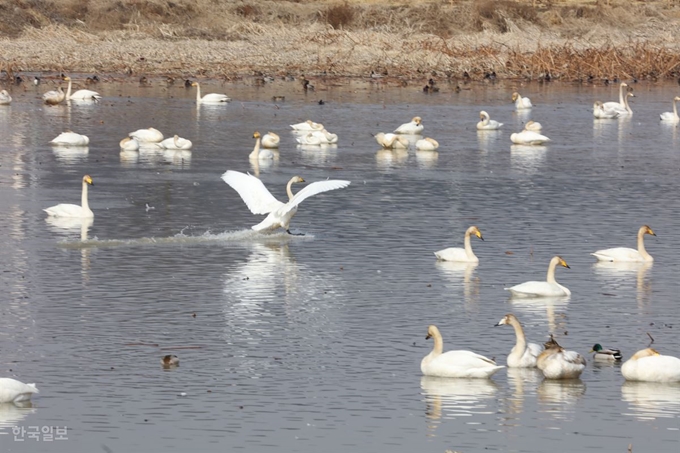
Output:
1 79 680 452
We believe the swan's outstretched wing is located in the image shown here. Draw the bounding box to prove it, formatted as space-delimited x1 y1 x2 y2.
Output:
221 170 284 215
275 180 351 216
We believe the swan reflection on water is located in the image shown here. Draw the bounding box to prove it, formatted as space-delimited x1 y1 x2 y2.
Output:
621 381 680 420
509 295 570 334
476 129 502 152
375 148 408 168
435 261 479 305
51 145 89 164
0 402 36 429
163 149 191 166
119 149 139 166
45 216 93 241
592 261 652 307
415 149 438 169
503 368 543 421
297 143 336 166
510 145 547 174
537 379 586 422
421 376 498 425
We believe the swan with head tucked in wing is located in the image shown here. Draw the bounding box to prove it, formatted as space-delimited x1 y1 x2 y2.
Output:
221 170 350 234
158 135 192 150
375 132 409 149
42 86 65 105
50 131 90 146
0 90 11 105
0 378 38 404
44 175 94 218
290 120 324 131
476 111 503 130
591 225 656 262
261 132 280 148
512 92 532 109
129 127 164 143
505 256 570 297
622 348 680 382
537 335 586 379
415 137 439 151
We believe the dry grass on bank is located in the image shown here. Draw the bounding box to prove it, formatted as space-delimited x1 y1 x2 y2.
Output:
1 1 680 82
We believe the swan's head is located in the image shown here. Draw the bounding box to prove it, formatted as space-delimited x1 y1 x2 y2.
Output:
412 116 422 125
253 131 261 139
641 225 656 236
191 82 199 88
593 101 603 109
674 96 680 102
82 175 94 186
425 325 440 340
161 354 180 367
63 76 71 81
553 255 570 269
495 313 517 326
627 92 635 98
511 92 520 102
621 82 628 88
467 225 483 240
292 176 305 184
479 111 489 120
424 137 438 147
630 348 659 360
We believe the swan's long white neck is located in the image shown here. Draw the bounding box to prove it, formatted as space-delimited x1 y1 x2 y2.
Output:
430 331 443 356
463 229 477 260
618 83 626 105
286 178 296 201
249 137 262 159
81 180 89 211
546 257 560 284
507 317 528 353
66 79 72 99
673 98 679 119
481 113 489 125
623 93 632 114
637 228 652 260
195 83 201 102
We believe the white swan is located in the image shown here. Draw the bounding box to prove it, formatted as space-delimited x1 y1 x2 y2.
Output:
415 137 439 151
290 120 324 131
660 96 680 122
593 101 620 119
375 132 409 149
129 127 164 143
0 90 11 105
591 225 656 262
158 135 192 150
512 92 532 109
495 313 543 368
49 131 90 146
119 137 140 151
505 255 571 297
524 120 542 131
261 132 280 148
394 116 423 134
510 129 550 145
622 348 680 382
603 82 628 112
191 81 230 104
42 86 65 105
297 130 338 145
249 131 275 160
44 174 94 218
64 76 101 101
421 325 504 378
434 225 483 262
537 335 586 379
0 378 38 404
221 170 351 234
477 111 503 130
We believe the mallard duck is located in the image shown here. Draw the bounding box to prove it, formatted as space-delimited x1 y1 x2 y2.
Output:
434 226 483 263
590 344 622 361
394 116 424 134
591 225 656 262
622 348 680 382
505 256 571 297
0 378 39 404
537 335 586 379
495 313 543 368
421 325 504 378
161 355 180 367
512 92 532 109
43 175 94 218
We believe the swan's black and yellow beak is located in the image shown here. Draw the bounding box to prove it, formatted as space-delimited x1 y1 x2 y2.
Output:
425 333 432 340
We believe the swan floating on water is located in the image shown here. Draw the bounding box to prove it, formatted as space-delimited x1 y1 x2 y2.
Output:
290 120 324 131
537 335 586 379
50 131 90 146
44 174 94 218
0 90 11 105
603 83 634 115
523 120 542 131
477 111 503 130
250 131 275 160
415 137 439 151
495 313 543 368
505 255 571 297
296 129 338 145
42 86 65 105
0 379 38 404
158 135 192 150
660 96 680 122
512 92 532 109
434 225 483 262
622 348 680 382
221 170 350 234
129 127 164 143
64 76 101 101
375 132 409 149
119 137 140 151
394 116 424 134
421 325 504 378
191 81 231 104
510 129 550 145
593 101 620 119
591 225 656 262
261 132 280 148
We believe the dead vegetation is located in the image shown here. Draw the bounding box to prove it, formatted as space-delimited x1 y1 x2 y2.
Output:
1 1 680 82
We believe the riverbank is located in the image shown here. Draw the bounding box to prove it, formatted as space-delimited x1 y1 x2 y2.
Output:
2 1 680 85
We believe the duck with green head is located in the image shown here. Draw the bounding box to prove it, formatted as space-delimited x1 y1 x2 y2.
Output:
590 344 622 361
